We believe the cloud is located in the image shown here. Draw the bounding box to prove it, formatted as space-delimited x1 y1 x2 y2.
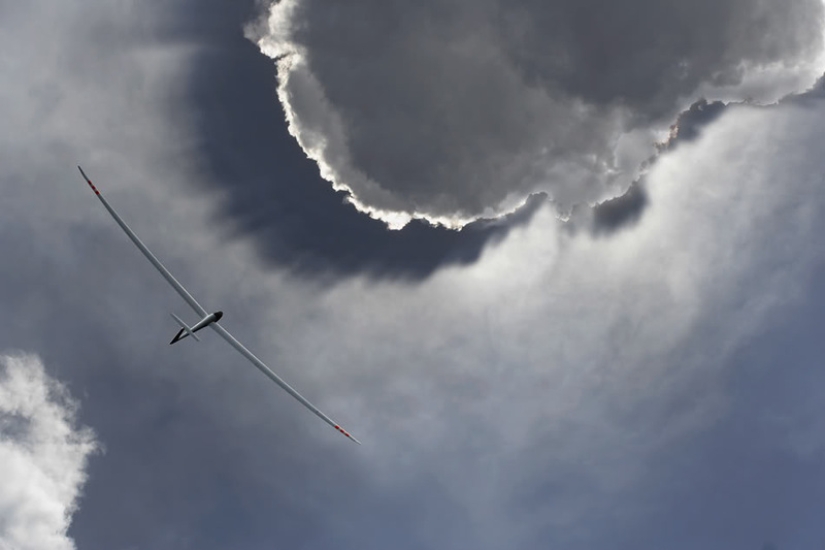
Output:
590 179 648 233
587 98 726 234
0 354 97 550
183 3 547 280
5 1 825 548
250 0 825 227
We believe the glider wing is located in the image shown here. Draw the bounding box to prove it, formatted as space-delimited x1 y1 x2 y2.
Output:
77 166 208 318
78 166 360 445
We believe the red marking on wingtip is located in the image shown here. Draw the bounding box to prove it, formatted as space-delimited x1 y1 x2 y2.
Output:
78 169 100 195
333 424 359 442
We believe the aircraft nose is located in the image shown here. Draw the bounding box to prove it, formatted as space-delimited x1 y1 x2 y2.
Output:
214 311 224 321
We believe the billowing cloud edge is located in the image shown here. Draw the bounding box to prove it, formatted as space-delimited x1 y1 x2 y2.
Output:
247 0 825 230
0 353 98 550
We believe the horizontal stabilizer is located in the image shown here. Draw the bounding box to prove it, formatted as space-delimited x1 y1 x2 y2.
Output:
170 313 200 344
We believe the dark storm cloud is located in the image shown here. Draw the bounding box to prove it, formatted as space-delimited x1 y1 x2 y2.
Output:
498 0 820 119
184 0 823 278
183 0 544 280
252 0 824 226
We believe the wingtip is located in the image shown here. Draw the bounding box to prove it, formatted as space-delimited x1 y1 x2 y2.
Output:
334 424 361 445
77 165 99 195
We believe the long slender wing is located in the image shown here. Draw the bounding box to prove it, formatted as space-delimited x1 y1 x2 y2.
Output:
78 166 361 445
78 166 208 318
211 323 361 445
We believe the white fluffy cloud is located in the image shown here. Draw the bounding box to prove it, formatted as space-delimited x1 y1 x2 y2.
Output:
0 354 97 550
250 0 825 228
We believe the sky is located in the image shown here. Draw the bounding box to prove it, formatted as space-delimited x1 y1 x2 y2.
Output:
2 1 825 549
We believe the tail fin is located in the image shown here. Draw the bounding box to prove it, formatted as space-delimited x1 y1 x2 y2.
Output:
170 313 200 344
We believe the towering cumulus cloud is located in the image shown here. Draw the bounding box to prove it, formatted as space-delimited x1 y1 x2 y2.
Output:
0 354 97 550
250 0 825 228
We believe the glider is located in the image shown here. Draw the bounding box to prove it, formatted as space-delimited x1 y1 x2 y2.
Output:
78 166 360 445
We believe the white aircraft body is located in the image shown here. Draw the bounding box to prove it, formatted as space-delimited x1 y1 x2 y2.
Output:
78 166 360 445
